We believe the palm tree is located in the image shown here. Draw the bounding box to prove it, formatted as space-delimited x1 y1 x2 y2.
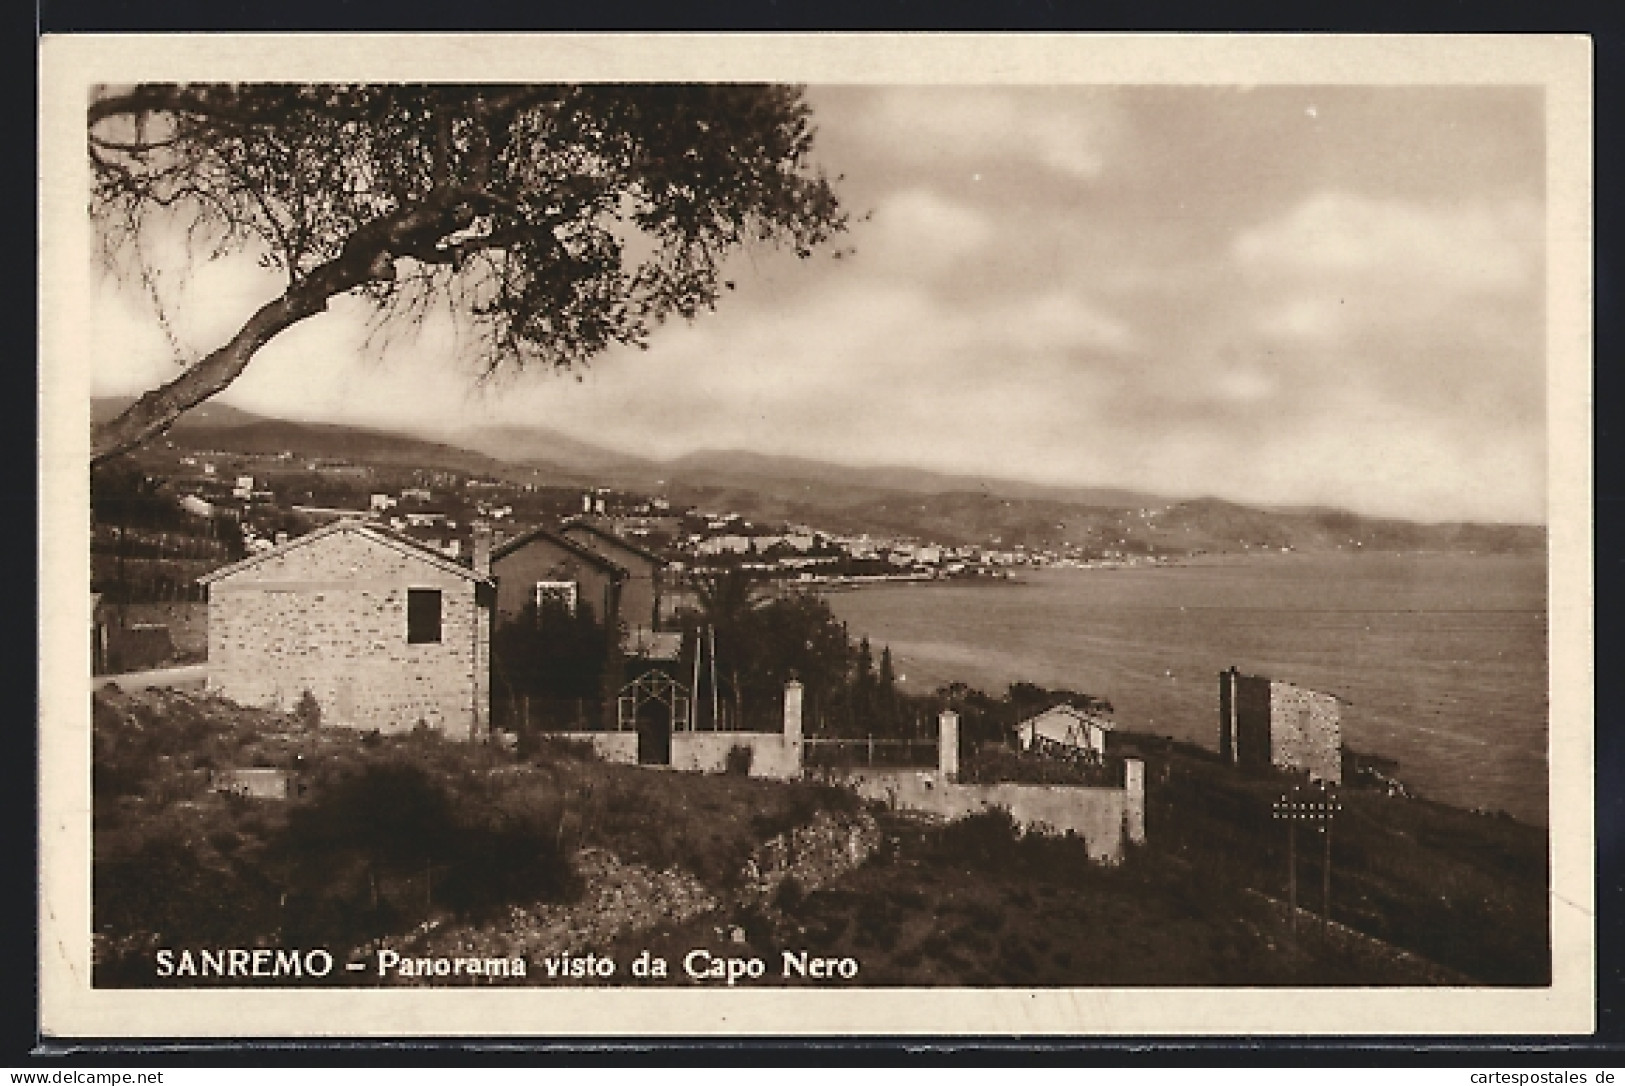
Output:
693 567 761 632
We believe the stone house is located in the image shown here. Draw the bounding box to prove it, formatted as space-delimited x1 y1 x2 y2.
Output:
559 517 666 640
1218 667 1342 784
1017 704 1114 759
198 520 492 739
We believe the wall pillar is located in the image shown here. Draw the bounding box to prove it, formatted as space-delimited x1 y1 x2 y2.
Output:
783 680 803 740
783 680 804 775
938 710 959 781
1123 757 1146 845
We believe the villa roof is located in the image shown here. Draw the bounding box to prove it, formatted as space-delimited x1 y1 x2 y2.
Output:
489 523 628 577
560 517 668 568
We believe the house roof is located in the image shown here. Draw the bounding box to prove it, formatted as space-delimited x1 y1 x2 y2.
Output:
197 519 490 585
1019 703 1116 732
489 523 627 578
560 517 667 568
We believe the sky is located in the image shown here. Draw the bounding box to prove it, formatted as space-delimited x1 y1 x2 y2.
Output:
89 85 1548 524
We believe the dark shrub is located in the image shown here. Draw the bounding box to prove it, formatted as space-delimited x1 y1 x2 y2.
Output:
891 942 924 968
725 745 754 776
773 876 805 912
294 690 322 730
435 808 579 919
96 829 279 947
284 758 455 872
933 808 1022 869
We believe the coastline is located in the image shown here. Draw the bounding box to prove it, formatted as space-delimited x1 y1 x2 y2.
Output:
819 550 1549 826
804 547 1546 595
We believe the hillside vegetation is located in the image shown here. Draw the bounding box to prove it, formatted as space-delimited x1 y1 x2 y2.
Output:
605 738 1547 987
92 688 1548 989
92 687 859 986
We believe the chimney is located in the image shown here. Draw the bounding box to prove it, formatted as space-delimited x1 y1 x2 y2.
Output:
472 521 492 577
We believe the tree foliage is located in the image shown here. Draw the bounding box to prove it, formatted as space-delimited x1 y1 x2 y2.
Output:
492 600 610 702
89 83 847 462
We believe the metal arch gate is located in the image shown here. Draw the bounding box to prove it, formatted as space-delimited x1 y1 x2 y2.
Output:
617 671 692 765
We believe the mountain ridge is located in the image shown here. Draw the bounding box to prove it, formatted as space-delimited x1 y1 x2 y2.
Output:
92 396 1546 554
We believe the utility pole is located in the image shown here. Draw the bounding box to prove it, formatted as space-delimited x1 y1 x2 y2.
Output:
1288 803 1297 937
1322 804 1334 938
690 627 702 732
1273 783 1342 949
708 624 719 731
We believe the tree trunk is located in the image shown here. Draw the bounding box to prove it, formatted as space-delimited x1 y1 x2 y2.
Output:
90 196 466 465
91 257 376 464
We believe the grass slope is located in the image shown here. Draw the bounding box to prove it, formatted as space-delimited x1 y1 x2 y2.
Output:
612 740 1548 988
90 689 1548 989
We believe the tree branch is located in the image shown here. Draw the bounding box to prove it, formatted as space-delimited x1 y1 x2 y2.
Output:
91 195 466 465
88 85 278 131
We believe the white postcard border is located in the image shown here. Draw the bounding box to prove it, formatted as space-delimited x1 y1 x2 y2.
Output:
38 32 1595 1038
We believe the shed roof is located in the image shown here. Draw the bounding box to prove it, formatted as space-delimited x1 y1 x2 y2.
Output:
196 519 489 585
490 523 627 577
1019 703 1116 732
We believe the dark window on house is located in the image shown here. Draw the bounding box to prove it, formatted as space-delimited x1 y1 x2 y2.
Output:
407 588 442 643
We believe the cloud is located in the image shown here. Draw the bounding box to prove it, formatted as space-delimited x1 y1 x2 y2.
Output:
1235 191 1542 301
852 87 1123 181
1008 291 1140 356
1219 191 1545 430
857 187 998 274
90 87 1547 526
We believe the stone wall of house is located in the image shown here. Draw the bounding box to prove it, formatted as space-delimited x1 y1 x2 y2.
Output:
839 763 1145 865
1268 681 1342 784
207 530 486 739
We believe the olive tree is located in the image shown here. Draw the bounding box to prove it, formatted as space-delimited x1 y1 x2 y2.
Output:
88 83 847 463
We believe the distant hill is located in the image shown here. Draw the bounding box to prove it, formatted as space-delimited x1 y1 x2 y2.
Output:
448 423 655 480
656 448 1161 509
95 397 519 480
92 397 1546 556
93 397 266 431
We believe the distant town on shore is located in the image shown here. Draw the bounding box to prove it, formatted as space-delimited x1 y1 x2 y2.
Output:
92 396 1545 606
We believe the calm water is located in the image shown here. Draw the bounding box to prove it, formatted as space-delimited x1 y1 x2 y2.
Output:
823 554 1549 825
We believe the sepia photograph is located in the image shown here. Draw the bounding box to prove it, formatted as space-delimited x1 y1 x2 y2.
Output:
39 34 1593 1037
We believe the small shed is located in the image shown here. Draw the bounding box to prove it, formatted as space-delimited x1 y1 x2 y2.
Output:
1017 704 1114 759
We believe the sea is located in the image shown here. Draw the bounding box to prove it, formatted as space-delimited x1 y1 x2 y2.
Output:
821 553 1550 826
